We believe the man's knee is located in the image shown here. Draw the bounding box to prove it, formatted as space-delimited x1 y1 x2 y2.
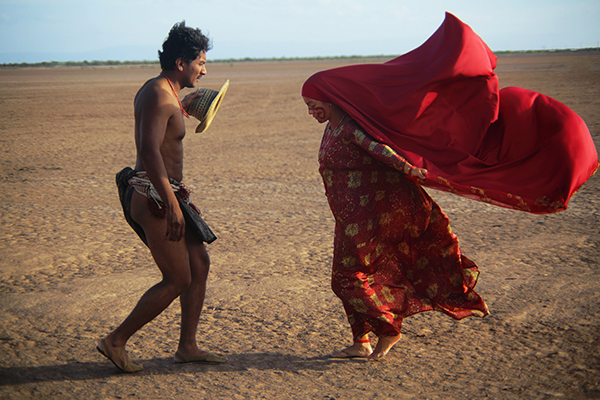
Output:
164 272 193 294
198 251 210 270
188 239 210 278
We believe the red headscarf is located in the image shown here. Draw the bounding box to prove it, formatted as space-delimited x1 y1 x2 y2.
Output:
302 12 598 214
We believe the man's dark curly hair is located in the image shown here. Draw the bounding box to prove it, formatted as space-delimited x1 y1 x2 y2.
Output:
158 21 212 70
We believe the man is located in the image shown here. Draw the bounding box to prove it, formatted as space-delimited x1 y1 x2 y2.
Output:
97 21 226 373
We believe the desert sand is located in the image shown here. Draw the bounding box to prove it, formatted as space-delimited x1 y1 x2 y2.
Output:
0 52 599 399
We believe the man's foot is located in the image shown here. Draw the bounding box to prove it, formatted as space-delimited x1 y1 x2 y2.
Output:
368 334 401 360
330 341 373 359
174 350 228 364
96 338 143 373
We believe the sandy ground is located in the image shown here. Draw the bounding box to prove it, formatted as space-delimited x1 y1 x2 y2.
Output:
0 52 599 399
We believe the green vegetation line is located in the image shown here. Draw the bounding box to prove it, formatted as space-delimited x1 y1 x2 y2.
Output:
2 48 599 69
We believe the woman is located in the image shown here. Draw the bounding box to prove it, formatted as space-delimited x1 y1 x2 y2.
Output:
302 13 597 360
302 96 488 360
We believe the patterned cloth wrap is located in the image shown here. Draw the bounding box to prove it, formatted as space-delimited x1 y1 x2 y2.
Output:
115 167 217 245
319 118 488 338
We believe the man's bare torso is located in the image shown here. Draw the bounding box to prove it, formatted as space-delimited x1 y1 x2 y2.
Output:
133 77 186 182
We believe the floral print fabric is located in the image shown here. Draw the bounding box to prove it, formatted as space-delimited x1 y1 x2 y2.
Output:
319 118 489 338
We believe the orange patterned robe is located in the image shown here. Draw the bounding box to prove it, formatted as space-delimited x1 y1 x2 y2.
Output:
319 118 489 338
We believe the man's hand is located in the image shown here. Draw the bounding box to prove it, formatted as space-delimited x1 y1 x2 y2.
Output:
165 202 186 242
181 91 204 113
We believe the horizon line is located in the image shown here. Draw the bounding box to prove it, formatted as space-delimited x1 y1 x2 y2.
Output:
2 47 599 68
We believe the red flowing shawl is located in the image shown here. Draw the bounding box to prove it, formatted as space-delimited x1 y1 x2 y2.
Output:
302 12 598 214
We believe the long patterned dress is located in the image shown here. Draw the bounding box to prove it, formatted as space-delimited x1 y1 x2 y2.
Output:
319 118 489 339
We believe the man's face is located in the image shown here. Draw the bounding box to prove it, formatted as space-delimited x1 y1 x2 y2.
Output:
182 51 207 88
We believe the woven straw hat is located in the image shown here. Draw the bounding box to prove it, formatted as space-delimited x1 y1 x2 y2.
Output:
188 80 229 133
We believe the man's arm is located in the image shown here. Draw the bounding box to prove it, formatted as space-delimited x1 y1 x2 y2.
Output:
137 89 186 242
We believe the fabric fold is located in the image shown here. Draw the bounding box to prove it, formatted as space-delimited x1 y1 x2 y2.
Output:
302 12 598 214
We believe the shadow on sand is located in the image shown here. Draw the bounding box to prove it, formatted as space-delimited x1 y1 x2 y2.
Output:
0 352 368 386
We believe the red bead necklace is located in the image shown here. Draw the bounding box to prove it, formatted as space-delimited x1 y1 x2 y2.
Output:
160 72 190 119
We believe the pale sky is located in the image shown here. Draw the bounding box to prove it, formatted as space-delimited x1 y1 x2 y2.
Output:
1 0 599 63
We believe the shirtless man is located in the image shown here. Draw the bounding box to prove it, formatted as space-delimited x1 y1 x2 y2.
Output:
96 22 226 372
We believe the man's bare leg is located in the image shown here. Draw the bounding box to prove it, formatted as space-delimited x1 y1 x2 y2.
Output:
177 234 208 354
99 192 194 369
173 230 227 363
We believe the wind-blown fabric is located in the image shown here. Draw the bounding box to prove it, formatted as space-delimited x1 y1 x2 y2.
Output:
320 118 489 338
302 12 598 214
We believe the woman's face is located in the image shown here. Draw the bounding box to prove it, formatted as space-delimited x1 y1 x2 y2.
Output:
303 97 331 124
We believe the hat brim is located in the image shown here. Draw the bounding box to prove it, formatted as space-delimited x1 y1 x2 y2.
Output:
195 80 229 133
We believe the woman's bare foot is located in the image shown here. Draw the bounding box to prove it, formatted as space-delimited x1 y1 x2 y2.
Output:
330 341 373 359
368 334 401 360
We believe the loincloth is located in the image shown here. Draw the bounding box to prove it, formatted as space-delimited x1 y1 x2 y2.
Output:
115 167 217 246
